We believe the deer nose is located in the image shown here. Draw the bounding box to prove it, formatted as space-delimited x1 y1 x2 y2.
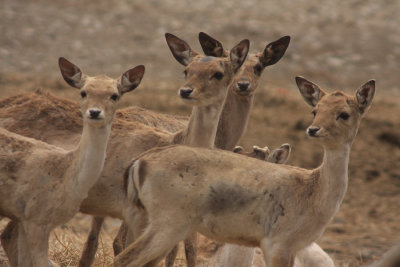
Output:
89 109 101 119
307 126 320 136
237 82 250 91
179 88 193 99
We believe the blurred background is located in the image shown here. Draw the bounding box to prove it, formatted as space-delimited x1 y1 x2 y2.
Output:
0 0 399 266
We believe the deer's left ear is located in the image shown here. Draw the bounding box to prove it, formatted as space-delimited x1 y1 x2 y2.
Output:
259 36 290 67
119 65 145 95
355 80 375 116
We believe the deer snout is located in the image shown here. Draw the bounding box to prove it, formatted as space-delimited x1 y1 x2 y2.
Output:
237 81 250 91
88 109 103 120
307 126 320 137
179 88 193 99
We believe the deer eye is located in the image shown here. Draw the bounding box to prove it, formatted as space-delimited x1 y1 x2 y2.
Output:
212 72 224 80
338 112 350 120
183 70 188 78
80 91 87 98
110 93 119 101
254 64 263 75
311 110 316 117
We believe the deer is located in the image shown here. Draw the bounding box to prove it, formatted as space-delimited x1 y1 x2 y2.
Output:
200 33 333 267
0 57 144 266
222 241 335 267
213 151 334 267
233 144 291 163
0 33 291 267
366 240 400 267
0 33 250 267
199 32 290 151
115 77 375 267
113 33 291 267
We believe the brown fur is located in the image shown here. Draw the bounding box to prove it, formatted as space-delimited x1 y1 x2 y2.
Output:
115 78 375 267
0 33 250 267
0 33 292 267
0 58 144 266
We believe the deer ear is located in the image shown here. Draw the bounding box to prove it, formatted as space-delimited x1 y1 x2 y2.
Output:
355 80 375 116
267 144 291 164
230 39 250 73
233 146 244 153
58 57 85 89
253 146 270 160
295 76 326 107
119 65 145 95
198 32 228 57
165 33 199 66
259 36 290 67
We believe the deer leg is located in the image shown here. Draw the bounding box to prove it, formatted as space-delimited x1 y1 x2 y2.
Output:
260 238 294 267
164 245 179 267
114 221 189 267
113 221 129 256
20 221 52 267
17 222 33 267
184 233 197 267
1 220 19 267
113 205 149 256
78 216 104 267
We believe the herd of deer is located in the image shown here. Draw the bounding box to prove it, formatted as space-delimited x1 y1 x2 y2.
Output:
0 31 390 267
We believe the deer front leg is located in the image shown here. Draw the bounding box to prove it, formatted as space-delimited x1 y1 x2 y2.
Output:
78 216 104 267
260 238 294 267
20 221 52 267
184 233 197 267
164 245 179 267
164 233 197 267
1 220 19 267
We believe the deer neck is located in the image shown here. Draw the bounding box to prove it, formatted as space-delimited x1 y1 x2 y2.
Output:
65 122 111 201
182 101 225 148
315 144 350 219
215 90 254 150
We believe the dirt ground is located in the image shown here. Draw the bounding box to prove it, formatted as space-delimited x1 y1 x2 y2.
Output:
0 0 399 266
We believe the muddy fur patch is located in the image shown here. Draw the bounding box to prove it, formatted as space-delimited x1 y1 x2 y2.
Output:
206 183 259 214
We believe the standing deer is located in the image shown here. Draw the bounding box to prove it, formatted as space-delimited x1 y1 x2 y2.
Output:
200 32 333 267
115 77 375 267
199 32 290 150
0 33 291 267
115 33 291 267
0 33 250 267
0 57 144 266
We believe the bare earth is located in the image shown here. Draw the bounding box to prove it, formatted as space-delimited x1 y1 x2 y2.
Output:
0 0 399 266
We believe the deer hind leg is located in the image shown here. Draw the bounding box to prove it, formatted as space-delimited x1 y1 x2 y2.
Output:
78 216 104 267
113 221 129 256
114 221 189 267
1 220 19 267
114 206 149 256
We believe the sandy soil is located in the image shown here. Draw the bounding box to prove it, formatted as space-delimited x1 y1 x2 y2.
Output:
0 0 399 266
